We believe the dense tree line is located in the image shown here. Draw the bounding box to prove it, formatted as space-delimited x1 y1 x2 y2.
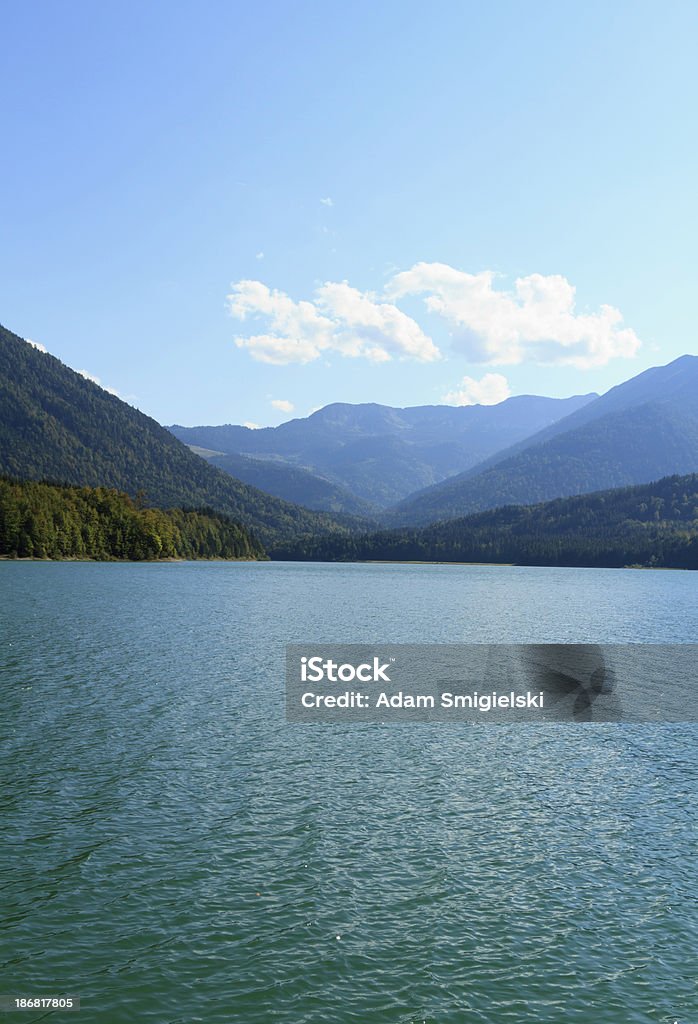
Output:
273 474 698 570
0 478 265 561
0 324 363 546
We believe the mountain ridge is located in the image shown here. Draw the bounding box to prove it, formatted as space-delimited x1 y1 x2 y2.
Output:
390 354 698 525
170 392 597 507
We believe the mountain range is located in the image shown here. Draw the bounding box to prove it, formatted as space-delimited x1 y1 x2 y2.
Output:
170 354 698 527
1 318 697 566
169 393 595 508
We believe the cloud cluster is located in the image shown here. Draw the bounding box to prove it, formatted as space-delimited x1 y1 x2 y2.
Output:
26 338 47 353
387 263 641 368
271 398 294 413
227 280 439 365
442 373 512 407
228 264 641 371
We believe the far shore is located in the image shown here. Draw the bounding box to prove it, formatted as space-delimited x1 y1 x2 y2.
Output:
355 558 515 566
353 560 688 571
0 555 690 571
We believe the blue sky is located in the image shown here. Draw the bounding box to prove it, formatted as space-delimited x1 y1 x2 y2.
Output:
2 0 697 426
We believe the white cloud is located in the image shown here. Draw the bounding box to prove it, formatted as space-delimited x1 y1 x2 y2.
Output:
26 338 47 353
320 197 333 207
228 281 335 364
227 279 439 365
316 282 440 362
271 398 294 413
228 264 640 371
442 373 512 407
255 251 265 261
243 421 261 430
387 263 641 368
77 369 121 397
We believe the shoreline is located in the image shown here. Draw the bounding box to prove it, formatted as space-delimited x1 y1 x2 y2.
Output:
1 556 691 571
275 558 693 571
353 559 691 571
0 555 264 563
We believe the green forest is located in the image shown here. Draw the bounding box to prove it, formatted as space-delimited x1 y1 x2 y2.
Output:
0 478 265 561
0 324 362 547
273 474 698 569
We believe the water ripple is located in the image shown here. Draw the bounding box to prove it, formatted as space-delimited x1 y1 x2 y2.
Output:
1 562 696 1023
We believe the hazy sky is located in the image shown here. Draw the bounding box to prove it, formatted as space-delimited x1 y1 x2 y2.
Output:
2 1 697 426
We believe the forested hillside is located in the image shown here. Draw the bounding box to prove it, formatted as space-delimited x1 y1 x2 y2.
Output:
0 478 265 561
392 355 698 525
204 450 378 517
273 474 698 570
0 324 359 546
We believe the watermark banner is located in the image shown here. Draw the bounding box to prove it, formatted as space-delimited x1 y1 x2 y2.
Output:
285 644 698 723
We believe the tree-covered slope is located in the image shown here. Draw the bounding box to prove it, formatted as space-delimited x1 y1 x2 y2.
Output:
170 392 595 507
0 477 265 561
391 355 698 526
274 474 698 570
202 450 379 517
0 324 357 546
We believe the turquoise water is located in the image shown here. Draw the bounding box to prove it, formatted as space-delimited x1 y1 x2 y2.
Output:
1 561 697 1023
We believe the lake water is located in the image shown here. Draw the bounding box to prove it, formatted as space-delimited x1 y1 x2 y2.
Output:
1 561 697 1023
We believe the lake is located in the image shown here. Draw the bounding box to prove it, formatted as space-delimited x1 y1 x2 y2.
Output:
1 561 696 1023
